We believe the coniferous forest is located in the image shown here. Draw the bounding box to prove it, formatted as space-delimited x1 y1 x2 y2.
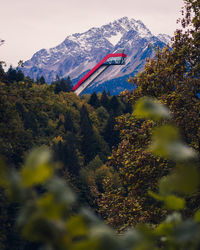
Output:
0 0 200 249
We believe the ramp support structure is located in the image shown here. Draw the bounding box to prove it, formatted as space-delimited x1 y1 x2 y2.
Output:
72 51 127 95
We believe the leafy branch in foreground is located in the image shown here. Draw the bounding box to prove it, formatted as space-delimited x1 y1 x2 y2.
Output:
0 98 200 249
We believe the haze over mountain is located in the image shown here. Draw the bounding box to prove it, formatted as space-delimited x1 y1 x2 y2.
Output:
22 17 171 94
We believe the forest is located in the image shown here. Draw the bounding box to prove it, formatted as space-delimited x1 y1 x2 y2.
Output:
0 0 200 249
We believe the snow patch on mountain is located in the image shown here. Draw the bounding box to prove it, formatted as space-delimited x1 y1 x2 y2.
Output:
157 34 171 44
107 32 123 45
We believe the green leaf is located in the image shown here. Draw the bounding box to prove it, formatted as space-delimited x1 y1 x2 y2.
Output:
150 125 197 160
166 142 197 161
37 193 66 219
159 164 199 195
46 177 76 205
67 216 87 238
70 239 100 250
165 212 182 224
154 222 173 236
194 210 200 222
22 215 65 242
164 195 185 210
148 191 163 201
89 224 119 250
21 147 53 187
149 191 185 210
0 158 22 201
150 125 180 158
134 97 171 121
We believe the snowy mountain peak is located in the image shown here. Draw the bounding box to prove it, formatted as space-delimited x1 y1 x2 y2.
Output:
102 17 152 38
22 17 170 94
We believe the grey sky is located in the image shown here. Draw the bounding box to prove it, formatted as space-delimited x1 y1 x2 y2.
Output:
0 0 184 67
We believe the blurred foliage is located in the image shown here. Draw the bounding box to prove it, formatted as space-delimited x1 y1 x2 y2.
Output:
0 97 200 249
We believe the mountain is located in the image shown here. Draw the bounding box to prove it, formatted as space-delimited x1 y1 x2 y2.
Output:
22 17 171 94
157 34 171 44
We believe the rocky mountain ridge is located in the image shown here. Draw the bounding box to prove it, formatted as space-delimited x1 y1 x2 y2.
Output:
22 17 171 94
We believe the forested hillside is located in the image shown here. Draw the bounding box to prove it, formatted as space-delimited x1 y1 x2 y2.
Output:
0 0 200 249
0 66 133 248
0 66 132 186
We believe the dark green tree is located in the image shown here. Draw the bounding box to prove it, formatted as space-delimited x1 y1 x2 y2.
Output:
53 133 80 176
64 110 76 133
0 62 6 82
15 102 25 119
88 92 100 109
24 76 34 86
7 66 17 82
23 111 38 134
16 69 24 82
53 76 73 93
80 105 98 164
65 76 73 91
100 90 109 110
108 96 121 116
60 78 68 92
54 83 62 94
103 112 120 148
64 132 80 176
39 76 46 84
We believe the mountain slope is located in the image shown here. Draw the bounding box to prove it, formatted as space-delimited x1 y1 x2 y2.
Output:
22 17 171 94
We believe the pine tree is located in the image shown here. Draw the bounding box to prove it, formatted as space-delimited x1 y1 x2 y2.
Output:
108 96 121 116
64 132 80 176
60 78 68 92
103 112 120 148
88 92 100 109
7 66 17 82
66 76 73 91
80 105 98 164
64 110 76 133
39 76 46 84
0 62 6 82
23 112 38 134
100 90 109 110
53 76 73 93
16 70 24 82
54 83 62 94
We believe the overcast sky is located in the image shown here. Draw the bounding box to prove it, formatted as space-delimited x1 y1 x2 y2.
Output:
0 0 184 67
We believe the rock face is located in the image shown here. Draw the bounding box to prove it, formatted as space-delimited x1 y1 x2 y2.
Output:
22 17 171 94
